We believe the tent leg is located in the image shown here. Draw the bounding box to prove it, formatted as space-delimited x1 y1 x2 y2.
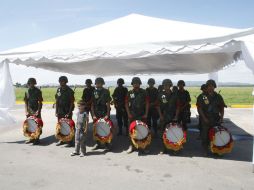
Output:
253 88 254 173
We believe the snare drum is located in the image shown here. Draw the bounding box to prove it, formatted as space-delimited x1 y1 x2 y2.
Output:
93 118 113 144
162 122 186 151
55 118 75 142
23 116 43 140
129 120 151 149
209 126 233 155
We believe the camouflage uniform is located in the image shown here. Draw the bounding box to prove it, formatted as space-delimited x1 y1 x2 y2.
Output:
91 87 112 149
177 90 191 125
125 88 149 122
125 86 150 153
157 90 179 130
24 87 43 118
92 88 112 118
55 86 75 119
197 92 225 147
82 86 95 113
112 86 128 134
146 87 159 133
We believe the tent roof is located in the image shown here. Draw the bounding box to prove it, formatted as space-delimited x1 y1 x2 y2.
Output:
1 14 254 75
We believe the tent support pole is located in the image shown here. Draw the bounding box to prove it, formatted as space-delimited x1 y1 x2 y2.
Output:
252 88 254 173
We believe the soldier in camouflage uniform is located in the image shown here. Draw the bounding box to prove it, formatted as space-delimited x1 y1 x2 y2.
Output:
112 78 128 136
196 84 208 138
196 80 225 155
146 78 159 137
157 79 180 154
82 79 95 116
55 76 75 147
158 84 164 94
172 86 178 95
177 80 191 131
24 78 43 145
91 77 112 150
125 77 150 154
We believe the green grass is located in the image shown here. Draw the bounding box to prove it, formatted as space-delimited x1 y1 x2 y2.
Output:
184 87 254 106
15 86 254 105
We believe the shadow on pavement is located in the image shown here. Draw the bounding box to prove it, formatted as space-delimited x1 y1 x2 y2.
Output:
107 114 253 162
2 114 253 162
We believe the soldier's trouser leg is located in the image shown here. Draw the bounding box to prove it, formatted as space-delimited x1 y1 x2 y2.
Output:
116 109 123 134
198 117 202 134
80 132 86 154
74 129 81 154
123 111 128 134
147 111 152 129
152 115 158 134
201 121 210 150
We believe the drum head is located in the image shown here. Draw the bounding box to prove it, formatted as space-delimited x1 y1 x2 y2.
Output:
166 126 184 143
27 119 38 133
135 124 148 140
60 122 71 136
214 130 230 146
96 121 110 137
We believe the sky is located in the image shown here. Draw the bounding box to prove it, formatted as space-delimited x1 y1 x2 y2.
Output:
1 0 254 85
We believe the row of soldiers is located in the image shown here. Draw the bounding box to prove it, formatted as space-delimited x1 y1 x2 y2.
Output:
24 76 225 155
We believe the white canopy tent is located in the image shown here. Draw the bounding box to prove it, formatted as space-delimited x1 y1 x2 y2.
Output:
0 14 254 167
1 14 254 76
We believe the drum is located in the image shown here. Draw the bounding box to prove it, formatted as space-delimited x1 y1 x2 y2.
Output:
55 118 75 142
129 120 151 149
60 121 72 136
209 126 233 155
93 118 113 144
162 123 186 151
23 116 43 139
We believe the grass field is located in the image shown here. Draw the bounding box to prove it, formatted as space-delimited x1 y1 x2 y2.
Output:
15 86 254 106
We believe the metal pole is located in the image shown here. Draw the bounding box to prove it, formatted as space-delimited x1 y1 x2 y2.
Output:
252 88 254 172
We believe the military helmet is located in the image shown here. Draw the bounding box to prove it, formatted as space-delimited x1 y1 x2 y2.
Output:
131 77 142 85
162 79 173 86
85 79 92 85
117 78 125 85
147 78 155 85
27 78 37 85
172 86 178 93
95 77 105 85
200 84 207 90
59 76 68 83
206 79 217 88
177 80 185 86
